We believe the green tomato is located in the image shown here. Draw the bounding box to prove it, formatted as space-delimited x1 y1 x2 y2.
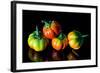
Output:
28 26 48 52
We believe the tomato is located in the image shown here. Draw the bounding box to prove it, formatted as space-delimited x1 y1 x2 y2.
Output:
67 30 84 50
43 20 61 39
28 26 48 52
52 33 68 51
28 49 43 62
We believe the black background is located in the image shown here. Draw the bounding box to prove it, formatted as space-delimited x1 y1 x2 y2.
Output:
23 10 91 62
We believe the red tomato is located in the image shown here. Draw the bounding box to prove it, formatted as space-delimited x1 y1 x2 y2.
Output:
43 20 61 39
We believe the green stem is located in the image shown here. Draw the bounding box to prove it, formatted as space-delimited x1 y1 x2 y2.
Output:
35 26 40 39
42 20 48 25
36 26 39 35
42 20 51 28
82 35 88 38
58 33 65 40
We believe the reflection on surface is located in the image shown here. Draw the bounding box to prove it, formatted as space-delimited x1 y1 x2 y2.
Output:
28 48 80 62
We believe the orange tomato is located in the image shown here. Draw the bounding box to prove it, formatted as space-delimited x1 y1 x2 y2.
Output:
67 30 84 50
52 33 68 51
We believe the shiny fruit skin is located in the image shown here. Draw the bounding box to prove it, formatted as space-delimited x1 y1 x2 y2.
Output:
28 31 48 52
69 39 81 50
43 20 61 39
43 27 55 39
51 21 61 35
68 31 83 50
52 33 68 51
52 38 62 51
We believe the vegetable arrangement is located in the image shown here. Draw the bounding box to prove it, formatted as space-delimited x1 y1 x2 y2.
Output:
27 20 87 62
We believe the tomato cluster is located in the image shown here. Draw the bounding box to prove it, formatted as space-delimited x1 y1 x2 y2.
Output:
27 20 87 62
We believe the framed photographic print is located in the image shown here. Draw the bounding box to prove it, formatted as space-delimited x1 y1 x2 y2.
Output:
11 1 98 72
